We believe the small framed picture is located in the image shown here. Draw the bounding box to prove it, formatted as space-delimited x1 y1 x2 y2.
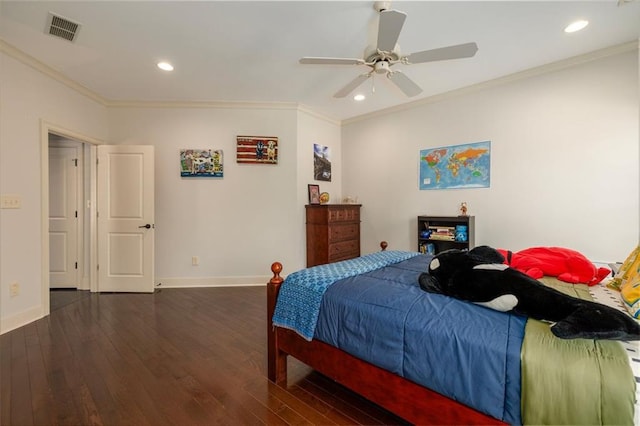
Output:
308 184 320 205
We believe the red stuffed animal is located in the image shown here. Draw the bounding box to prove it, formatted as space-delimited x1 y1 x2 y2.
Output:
496 247 610 286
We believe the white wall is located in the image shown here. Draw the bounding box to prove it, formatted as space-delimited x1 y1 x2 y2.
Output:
0 52 107 332
296 109 344 260
0 44 341 332
297 109 343 206
2 42 636 334
343 50 639 262
107 106 341 287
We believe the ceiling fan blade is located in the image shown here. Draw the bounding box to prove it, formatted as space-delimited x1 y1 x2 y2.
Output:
300 57 364 65
377 9 407 52
388 71 423 97
406 42 479 64
334 74 371 98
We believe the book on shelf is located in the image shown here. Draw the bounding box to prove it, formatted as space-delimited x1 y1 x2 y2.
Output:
428 226 455 232
429 234 455 241
419 242 435 254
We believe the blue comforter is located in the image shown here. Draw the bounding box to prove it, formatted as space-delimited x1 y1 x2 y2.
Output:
272 250 420 340
312 255 526 424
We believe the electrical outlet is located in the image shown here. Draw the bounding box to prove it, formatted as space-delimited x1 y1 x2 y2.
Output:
10 282 19 297
1 195 21 209
192 256 199 266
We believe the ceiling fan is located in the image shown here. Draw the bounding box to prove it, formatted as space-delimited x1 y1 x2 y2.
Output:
299 1 479 98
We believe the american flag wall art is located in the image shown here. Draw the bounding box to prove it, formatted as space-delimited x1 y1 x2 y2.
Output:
236 136 278 164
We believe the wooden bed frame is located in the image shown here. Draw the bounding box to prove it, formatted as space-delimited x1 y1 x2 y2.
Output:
266 243 505 425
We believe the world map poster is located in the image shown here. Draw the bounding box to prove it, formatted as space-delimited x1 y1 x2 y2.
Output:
419 141 491 190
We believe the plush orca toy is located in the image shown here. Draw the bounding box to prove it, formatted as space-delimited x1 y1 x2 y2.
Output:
418 246 640 340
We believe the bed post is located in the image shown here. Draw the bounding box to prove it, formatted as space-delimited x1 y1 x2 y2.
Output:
267 262 287 385
380 241 388 251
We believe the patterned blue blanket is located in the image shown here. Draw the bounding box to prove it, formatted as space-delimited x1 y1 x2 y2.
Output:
272 250 420 340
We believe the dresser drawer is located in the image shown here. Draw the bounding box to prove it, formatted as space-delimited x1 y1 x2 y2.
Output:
327 207 360 223
306 204 361 267
328 240 359 261
329 224 359 243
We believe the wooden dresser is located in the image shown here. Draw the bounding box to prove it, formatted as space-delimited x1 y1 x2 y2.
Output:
305 204 361 267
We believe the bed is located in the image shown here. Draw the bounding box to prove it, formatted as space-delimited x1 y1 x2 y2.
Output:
266 244 636 425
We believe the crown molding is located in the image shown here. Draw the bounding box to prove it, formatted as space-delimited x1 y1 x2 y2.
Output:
105 99 297 110
342 40 639 126
107 100 339 124
297 104 341 126
0 39 108 105
1 38 339 122
4 38 636 127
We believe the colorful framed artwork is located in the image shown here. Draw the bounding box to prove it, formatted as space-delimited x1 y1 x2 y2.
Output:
180 149 223 178
308 184 320 205
313 143 331 181
237 136 278 164
419 141 491 190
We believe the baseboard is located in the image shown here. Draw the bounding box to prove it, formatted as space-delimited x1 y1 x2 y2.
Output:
0 305 44 335
156 275 271 289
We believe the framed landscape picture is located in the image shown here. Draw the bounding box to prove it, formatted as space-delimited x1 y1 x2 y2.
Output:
313 143 331 181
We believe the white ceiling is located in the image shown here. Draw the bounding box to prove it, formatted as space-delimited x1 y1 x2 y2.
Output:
1 1 639 121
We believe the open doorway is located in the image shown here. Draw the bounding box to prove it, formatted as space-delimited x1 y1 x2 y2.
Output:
41 123 155 316
41 122 100 316
49 135 84 289
48 134 93 311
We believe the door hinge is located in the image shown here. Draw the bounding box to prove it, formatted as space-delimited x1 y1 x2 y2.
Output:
73 158 78 167
75 262 78 269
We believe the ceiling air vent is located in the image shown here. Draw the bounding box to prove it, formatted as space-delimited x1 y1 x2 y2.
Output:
45 12 80 42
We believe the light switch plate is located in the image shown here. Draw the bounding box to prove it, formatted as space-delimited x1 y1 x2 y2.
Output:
1 195 21 209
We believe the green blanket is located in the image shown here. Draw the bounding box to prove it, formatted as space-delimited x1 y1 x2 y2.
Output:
521 278 636 425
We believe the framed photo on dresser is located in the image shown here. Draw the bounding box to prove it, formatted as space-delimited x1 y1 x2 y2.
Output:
308 184 320 205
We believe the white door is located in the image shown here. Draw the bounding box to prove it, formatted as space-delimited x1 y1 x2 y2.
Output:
49 145 79 288
97 145 154 293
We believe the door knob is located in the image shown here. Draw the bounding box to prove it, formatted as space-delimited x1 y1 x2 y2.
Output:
138 224 151 229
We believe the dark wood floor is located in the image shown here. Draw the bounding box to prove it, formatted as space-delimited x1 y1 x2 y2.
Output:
1 286 407 425
49 289 91 312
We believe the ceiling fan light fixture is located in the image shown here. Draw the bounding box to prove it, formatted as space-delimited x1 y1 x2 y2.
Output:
354 94 366 101
374 61 391 74
564 20 589 33
300 3 478 99
157 61 174 71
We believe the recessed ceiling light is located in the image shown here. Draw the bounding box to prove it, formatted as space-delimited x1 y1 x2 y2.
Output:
157 61 174 71
354 94 365 101
564 20 589 33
